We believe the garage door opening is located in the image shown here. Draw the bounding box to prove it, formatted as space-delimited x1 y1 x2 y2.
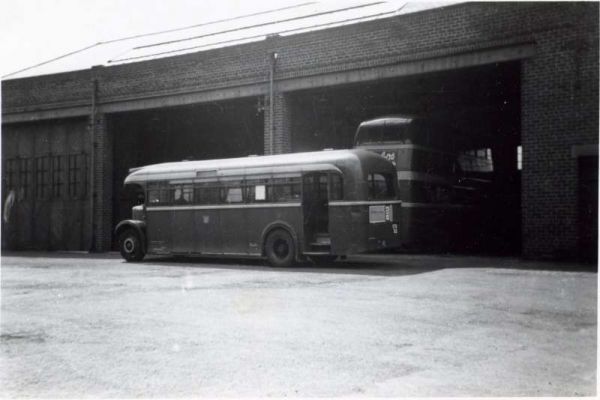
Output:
110 97 264 245
289 62 521 254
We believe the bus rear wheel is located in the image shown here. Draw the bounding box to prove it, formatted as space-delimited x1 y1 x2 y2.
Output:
265 229 295 268
118 229 145 262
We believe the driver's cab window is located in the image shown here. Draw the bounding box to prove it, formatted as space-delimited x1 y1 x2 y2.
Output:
147 182 169 204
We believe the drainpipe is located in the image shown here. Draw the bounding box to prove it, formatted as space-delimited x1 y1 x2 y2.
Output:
269 51 278 155
89 77 98 252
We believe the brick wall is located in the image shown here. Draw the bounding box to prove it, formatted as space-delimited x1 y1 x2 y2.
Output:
3 69 91 111
89 112 114 252
521 3 599 258
264 93 292 155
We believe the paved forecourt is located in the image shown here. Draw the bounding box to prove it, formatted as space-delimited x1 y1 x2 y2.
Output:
0 252 596 396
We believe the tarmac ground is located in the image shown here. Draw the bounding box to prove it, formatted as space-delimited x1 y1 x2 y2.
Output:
0 252 596 397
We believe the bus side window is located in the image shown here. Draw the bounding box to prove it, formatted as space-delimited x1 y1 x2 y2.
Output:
291 179 301 200
170 183 193 204
270 177 301 202
221 180 244 203
147 182 169 204
246 179 268 202
194 182 220 204
225 187 243 203
330 174 343 200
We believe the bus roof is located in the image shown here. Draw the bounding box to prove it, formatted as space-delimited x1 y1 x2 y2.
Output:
357 115 417 128
354 115 457 149
124 149 387 184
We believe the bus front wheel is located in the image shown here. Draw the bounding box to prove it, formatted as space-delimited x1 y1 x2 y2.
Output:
118 229 145 262
265 229 295 268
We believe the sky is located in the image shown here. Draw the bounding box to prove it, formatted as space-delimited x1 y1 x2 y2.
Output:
0 1 460 79
0 0 301 77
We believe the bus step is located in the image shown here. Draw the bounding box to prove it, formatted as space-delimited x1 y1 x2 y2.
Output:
309 243 331 252
303 251 332 256
312 234 331 245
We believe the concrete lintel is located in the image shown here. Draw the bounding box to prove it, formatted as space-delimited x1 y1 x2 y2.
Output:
3 43 535 122
2 105 91 124
277 43 536 92
98 84 266 114
2 84 268 122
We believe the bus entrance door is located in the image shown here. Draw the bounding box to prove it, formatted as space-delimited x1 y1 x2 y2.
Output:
302 173 330 252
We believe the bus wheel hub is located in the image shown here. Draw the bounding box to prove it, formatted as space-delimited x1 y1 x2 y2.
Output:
124 238 135 253
274 240 288 257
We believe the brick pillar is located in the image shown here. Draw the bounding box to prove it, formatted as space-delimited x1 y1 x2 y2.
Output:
90 112 113 252
521 6 598 259
264 92 292 155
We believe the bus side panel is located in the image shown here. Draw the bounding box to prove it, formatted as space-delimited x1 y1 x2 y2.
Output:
329 205 369 255
193 209 221 254
245 207 303 255
172 209 195 253
146 209 172 254
220 208 248 254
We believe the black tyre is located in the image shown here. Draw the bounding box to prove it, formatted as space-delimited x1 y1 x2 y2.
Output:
118 229 145 262
309 255 338 265
265 229 296 268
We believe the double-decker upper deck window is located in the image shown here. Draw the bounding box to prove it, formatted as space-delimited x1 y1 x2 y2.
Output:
367 173 395 200
458 148 494 173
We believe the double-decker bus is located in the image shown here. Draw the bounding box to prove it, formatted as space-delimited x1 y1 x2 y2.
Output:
115 149 401 266
354 115 485 250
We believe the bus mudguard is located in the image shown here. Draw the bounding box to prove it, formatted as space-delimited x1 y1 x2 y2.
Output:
260 221 300 260
115 220 147 253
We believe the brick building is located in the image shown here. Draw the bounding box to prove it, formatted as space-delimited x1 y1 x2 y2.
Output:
1 2 598 260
